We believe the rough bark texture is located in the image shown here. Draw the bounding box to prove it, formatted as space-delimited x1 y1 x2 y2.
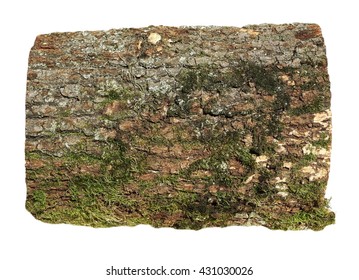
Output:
25 23 334 230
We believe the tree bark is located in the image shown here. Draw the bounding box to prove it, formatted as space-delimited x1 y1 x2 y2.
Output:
25 23 334 230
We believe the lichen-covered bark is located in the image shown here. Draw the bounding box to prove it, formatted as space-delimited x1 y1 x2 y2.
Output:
25 23 334 230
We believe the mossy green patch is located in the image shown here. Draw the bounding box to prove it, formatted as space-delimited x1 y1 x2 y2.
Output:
27 189 47 214
288 181 326 207
39 205 121 227
183 131 255 187
312 133 331 149
176 61 287 95
269 202 335 231
290 95 327 115
26 137 149 227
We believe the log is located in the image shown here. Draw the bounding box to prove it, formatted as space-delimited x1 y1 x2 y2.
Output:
25 23 334 230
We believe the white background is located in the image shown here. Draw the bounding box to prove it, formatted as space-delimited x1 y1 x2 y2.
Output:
1 0 358 279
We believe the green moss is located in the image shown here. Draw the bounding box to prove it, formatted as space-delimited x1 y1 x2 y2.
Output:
174 193 211 229
26 137 148 227
285 65 330 116
253 168 277 197
268 87 290 138
145 134 172 147
250 127 273 155
58 109 71 118
284 149 328 210
97 81 145 121
173 190 242 229
39 205 121 227
178 64 240 94
291 153 317 174
157 174 180 186
183 132 255 187
148 195 182 216
240 61 279 93
288 181 326 206
125 216 152 227
63 151 102 167
25 151 45 160
27 190 47 213
270 203 335 231
215 190 238 211
312 133 331 149
177 61 285 95
290 95 327 115
45 173 138 226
